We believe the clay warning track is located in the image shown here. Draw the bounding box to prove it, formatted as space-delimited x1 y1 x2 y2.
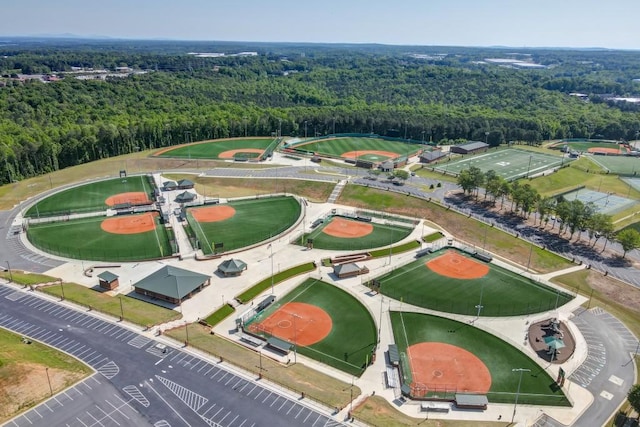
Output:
322 217 373 238
426 250 489 279
247 302 332 346
101 212 158 234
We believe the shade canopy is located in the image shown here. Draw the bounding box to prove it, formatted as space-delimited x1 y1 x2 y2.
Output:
544 336 566 350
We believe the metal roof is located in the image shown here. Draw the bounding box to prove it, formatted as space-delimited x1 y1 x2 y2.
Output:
174 191 196 202
388 344 400 364
420 151 447 161
333 263 361 275
455 393 488 406
177 179 194 187
97 271 119 282
456 141 489 151
217 259 247 273
267 337 292 352
133 265 209 300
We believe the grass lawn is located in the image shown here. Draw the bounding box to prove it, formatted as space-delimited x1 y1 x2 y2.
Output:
27 214 174 261
390 312 569 406
588 155 640 175
303 216 414 251
163 174 335 203
0 328 92 423
339 185 573 273
25 175 153 218
235 262 316 303
166 323 359 409
423 231 444 242
39 283 181 327
378 249 573 316
203 304 235 327
187 196 300 254
550 141 625 152
155 138 274 159
295 137 420 158
0 271 59 286
246 279 377 376
353 396 507 427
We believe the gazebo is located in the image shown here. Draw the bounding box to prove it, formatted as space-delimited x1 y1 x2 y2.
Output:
217 259 248 277
174 191 196 204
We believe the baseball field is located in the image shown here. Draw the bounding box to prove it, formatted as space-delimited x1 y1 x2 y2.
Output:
377 249 573 316
550 140 629 154
154 137 275 160
588 155 640 175
433 149 566 180
302 216 414 251
293 137 423 162
245 278 377 376
25 175 154 218
391 311 569 405
26 212 174 261
186 196 301 255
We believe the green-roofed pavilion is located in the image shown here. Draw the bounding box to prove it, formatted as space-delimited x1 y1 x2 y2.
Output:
133 265 210 305
217 259 247 277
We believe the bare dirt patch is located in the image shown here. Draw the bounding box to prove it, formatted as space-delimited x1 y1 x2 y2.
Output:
341 150 398 160
323 217 373 238
101 212 157 234
426 250 489 279
218 149 264 159
191 205 236 222
248 302 332 346
408 342 491 394
105 192 151 206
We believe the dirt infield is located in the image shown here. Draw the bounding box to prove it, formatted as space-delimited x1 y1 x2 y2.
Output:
407 342 491 394
218 148 264 159
587 147 622 154
101 212 158 234
323 217 373 238
426 250 489 279
248 302 332 346
191 205 236 222
341 150 398 160
105 192 151 206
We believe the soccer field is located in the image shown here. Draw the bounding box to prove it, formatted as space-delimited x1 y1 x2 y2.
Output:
377 249 573 316
155 137 275 159
294 137 423 160
434 149 567 180
25 175 153 218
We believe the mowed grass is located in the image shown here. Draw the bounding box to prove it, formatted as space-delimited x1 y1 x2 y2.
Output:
378 249 573 316
588 155 640 175
203 304 235 327
390 312 569 406
187 196 300 255
550 140 625 152
295 137 421 158
27 214 173 261
247 278 377 376
155 137 274 159
303 216 414 251
166 324 359 408
39 283 181 327
25 175 153 218
433 149 566 181
0 328 92 422
235 261 316 304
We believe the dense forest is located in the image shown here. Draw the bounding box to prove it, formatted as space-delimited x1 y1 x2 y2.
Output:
1 38 640 184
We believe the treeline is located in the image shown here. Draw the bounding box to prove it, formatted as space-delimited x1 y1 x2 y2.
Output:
1 42 640 184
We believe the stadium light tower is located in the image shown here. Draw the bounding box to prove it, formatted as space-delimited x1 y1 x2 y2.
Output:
511 368 531 423
304 121 308 139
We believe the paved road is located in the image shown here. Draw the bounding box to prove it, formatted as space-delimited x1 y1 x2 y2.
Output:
0 283 344 427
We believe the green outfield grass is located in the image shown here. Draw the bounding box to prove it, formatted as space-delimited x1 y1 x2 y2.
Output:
25 175 154 218
588 155 640 175
186 196 301 255
433 149 567 181
302 216 414 251
390 311 569 405
550 140 625 153
378 249 573 316
155 137 274 159
246 278 377 376
294 137 422 159
26 214 173 261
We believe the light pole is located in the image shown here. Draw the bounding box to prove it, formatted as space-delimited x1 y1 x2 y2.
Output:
5 261 12 283
511 368 531 423
269 243 274 294
45 367 53 396
404 120 408 140
119 296 124 322
244 117 248 137
526 242 534 272
485 131 489 145
278 118 282 137
291 313 301 363
332 117 336 135
304 121 308 139
475 282 484 320
378 294 383 345
184 321 190 346
525 155 533 178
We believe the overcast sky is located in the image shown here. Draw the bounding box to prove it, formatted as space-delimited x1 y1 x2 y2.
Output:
2 0 639 49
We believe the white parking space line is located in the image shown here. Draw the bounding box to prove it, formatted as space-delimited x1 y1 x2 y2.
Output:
75 416 89 426
95 405 120 426
105 399 130 420
85 410 104 426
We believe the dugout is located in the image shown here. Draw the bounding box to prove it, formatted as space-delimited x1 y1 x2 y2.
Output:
256 295 276 312
454 394 488 410
266 337 293 355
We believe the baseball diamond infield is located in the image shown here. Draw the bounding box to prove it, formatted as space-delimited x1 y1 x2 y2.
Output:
322 217 373 238
218 149 264 159
105 192 152 206
247 302 332 346
407 342 491 394
341 150 399 160
101 212 158 234
587 147 625 154
426 249 489 279
191 205 236 222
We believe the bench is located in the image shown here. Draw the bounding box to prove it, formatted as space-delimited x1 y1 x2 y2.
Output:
239 333 264 347
385 367 398 388
420 402 450 413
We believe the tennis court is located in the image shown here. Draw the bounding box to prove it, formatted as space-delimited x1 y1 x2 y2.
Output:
559 188 637 215
433 149 567 180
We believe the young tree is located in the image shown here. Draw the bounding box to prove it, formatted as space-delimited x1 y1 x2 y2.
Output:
628 384 640 417
617 229 640 258
536 198 555 227
457 169 475 195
